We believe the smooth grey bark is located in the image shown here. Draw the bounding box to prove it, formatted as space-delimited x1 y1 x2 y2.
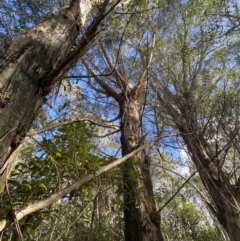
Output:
0 0 116 191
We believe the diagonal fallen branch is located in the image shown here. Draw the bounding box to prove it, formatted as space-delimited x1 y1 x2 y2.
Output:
0 136 161 232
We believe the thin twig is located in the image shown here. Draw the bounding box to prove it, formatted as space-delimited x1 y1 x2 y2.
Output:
28 118 119 136
157 171 197 213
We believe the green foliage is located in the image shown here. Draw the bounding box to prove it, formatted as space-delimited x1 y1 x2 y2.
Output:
1 0 238 239
0 122 122 240
162 200 225 241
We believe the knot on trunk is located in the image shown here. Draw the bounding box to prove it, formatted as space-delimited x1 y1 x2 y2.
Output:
150 210 160 226
141 219 152 232
141 212 156 232
0 87 10 108
11 127 26 148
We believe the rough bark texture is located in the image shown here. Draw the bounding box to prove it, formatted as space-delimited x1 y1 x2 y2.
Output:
0 0 110 191
120 94 163 241
82 33 162 241
156 86 240 241
0 18 77 188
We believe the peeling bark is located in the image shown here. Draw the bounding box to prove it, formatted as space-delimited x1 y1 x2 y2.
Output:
0 0 114 191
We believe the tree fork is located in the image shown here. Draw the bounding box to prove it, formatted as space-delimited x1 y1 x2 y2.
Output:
81 33 162 240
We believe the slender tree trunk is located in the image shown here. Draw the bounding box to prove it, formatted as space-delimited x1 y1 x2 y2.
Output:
179 102 240 241
120 96 163 241
0 0 112 191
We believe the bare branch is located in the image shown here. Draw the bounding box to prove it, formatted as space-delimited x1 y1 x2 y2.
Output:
28 118 119 136
131 33 156 99
82 59 124 103
157 171 197 213
0 145 23 175
99 41 128 91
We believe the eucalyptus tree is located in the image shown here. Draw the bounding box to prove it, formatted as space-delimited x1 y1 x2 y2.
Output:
148 1 240 240
0 1 165 240
72 3 169 240
0 0 122 191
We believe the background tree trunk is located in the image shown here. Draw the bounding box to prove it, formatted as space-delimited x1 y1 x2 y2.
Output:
181 131 240 241
155 86 240 241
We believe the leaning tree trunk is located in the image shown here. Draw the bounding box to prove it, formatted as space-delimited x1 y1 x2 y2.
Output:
0 0 115 191
158 88 240 241
120 94 163 241
181 131 240 241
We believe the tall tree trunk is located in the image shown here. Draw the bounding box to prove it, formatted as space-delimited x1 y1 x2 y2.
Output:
0 0 113 191
120 96 163 241
82 36 163 240
156 87 240 241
